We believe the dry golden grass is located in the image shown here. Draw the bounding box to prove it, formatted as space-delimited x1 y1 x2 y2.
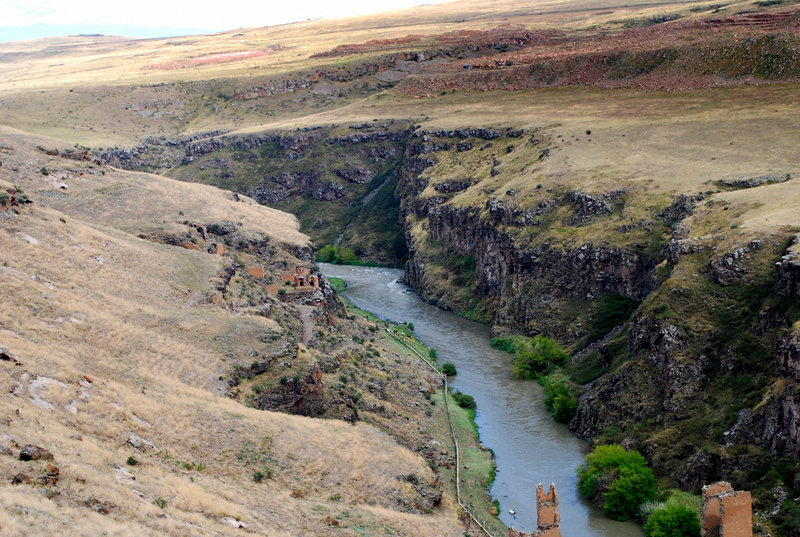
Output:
0 0 698 90
0 126 308 247
0 0 782 147
0 130 469 536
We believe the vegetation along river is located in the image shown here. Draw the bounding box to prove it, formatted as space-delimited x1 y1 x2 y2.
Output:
319 264 642 537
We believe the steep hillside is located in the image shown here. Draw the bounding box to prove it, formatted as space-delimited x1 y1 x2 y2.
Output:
0 129 471 536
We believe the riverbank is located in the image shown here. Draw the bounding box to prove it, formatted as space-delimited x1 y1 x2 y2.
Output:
330 276 505 535
320 263 643 537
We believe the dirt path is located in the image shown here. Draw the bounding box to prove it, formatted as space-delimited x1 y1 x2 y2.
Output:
296 305 317 344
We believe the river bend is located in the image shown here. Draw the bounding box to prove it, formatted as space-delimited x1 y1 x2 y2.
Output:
320 264 642 537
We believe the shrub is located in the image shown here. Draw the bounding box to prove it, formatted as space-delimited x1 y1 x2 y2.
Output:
253 468 272 482
452 390 477 410
126 456 138 466
441 362 457 376
577 444 657 521
542 375 578 422
317 244 337 262
775 501 800 536
490 335 524 353
428 348 438 360
513 335 568 379
643 504 701 537
338 247 357 264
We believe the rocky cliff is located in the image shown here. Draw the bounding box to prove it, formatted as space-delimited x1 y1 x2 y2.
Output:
386 125 800 516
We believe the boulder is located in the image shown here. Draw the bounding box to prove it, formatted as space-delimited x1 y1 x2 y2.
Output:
11 473 31 484
206 220 237 235
19 444 54 461
124 433 157 452
85 497 111 515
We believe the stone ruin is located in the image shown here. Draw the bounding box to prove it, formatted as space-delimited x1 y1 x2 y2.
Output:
701 482 753 537
504 480 752 537
508 483 562 537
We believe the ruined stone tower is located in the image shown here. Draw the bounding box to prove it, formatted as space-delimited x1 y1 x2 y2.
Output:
701 482 753 537
508 483 562 537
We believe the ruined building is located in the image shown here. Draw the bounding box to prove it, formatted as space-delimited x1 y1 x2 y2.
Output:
508 483 562 537
701 482 753 537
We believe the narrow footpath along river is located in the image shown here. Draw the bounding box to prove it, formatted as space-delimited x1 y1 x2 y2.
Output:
320 264 643 537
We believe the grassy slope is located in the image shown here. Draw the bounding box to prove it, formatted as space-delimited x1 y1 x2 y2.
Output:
0 130 470 536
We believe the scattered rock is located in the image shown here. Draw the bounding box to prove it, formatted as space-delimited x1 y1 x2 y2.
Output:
39 473 58 486
221 516 249 528
19 445 54 461
0 445 13 455
124 433 157 453
721 173 792 189
12 473 31 484
0 349 22 366
85 497 112 515
325 516 340 527
207 220 237 235
69 435 83 441
114 466 136 483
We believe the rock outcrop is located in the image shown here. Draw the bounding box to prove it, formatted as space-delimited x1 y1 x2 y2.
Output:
404 202 657 335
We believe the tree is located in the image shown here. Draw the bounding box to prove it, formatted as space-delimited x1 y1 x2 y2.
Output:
542 375 578 423
441 362 457 376
603 465 658 520
337 247 357 264
577 444 657 521
317 245 337 263
513 335 568 379
644 505 701 537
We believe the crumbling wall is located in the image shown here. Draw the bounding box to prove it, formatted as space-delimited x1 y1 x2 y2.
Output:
701 481 752 537
508 483 562 537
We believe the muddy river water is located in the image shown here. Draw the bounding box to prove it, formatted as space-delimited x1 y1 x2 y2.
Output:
320 264 642 537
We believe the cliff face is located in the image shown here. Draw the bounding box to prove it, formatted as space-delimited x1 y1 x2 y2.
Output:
405 202 658 336
389 126 800 507
395 127 665 336
723 335 800 459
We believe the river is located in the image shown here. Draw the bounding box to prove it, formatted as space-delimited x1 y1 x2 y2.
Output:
319 264 643 537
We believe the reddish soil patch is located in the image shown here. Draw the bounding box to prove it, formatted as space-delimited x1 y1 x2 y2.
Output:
142 50 270 71
309 8 800 93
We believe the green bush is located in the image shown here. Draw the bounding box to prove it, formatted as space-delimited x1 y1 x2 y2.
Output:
338 247 357 264
513 335 568 380
643 504 701 537
542 375 578 422
441 362 457 376
428 348 438 360
317 244 337 262
490 336 519 353
316 245 358 265
452 390 476 410
577 444 657 521
774 501 800 536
